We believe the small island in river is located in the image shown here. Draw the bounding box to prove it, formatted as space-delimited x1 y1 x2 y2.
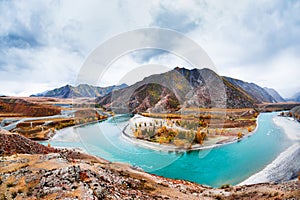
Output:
123 108 258 151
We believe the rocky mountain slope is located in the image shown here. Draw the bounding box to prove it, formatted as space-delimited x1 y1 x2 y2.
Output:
264 87 285 102
0 130 299 199
31 83 127 98
223 77 276 103
0 130 57 155
0 97 61 117
97 67 263 113
291 105 300 121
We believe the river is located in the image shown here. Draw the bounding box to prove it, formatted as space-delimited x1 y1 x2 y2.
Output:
42 112 293 188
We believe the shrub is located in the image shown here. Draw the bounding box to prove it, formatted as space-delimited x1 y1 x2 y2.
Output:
173 139 185 147
220 184 231 189
6 182 14 188
237 132 243 139
11 192 17 199
26 187 33 196
0 194 7 200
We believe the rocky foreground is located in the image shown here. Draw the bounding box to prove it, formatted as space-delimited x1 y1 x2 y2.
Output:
0 131 299 199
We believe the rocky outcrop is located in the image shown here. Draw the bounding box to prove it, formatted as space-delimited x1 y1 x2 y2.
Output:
0 131 56 155
291 106 300 121
0 152 299 199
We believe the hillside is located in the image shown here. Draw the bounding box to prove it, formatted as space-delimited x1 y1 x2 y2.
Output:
223 77 276 103
291 106 300 121
0 97 61 117
31 83 127 98
264 87 285 102
294 92 300 102
0 130 57 155
97 67 259 113
0 130 299 199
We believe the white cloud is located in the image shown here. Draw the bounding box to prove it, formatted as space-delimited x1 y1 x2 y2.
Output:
0 0 154 96
0 46 82 96
99 50 194 87
226 48 300 98
171 0 300 97
0 0 299 98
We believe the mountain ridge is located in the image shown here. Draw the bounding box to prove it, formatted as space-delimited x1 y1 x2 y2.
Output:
264 87 285 102
223 77 276 103
286 92 300 102
30 83 128 98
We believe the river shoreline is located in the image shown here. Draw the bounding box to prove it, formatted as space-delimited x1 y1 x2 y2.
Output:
239 115 300 185
43 112 299 188
39 118 108 142
239 143 300 185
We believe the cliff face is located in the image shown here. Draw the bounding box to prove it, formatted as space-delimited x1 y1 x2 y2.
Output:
0 131 299 199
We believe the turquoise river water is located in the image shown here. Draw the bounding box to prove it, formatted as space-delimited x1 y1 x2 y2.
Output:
42 112 292 188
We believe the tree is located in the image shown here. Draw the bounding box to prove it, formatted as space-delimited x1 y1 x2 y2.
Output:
195 128 206 144
237 132 243 139
134 128 142 138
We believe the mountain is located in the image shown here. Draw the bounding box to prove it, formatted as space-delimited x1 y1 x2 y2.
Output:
97 67 258 113
286 92 300 102
30 83 127 98
293 92 300 102
223 77 276 103
264 87 285 102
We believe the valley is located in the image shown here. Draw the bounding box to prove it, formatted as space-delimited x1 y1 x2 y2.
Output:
0 67 299 199
0 97 109 140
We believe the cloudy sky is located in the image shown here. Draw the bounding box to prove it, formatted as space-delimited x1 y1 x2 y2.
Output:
0 0 299 98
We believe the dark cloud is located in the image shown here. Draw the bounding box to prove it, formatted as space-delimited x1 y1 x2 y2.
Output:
0 34 39 48
131 49 168 63
151 5 198 33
